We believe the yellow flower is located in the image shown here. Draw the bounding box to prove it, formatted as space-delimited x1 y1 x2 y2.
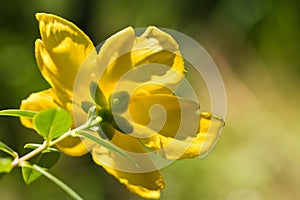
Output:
20 13 225 199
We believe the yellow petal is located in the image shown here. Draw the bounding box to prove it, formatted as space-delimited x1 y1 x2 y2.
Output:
20 89 60 129
129 92 200 138
132 26 183 70
101 166 164 199
196 112 225 158
55 138 89 157
92 131 164 199
97 26 185 100
35 13 95 100
20 89 88 157
97 27 136 98
130 26 185 94
128 92 224 159
137 112 224 160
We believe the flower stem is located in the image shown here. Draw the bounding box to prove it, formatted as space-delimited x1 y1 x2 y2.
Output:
49 129 72 146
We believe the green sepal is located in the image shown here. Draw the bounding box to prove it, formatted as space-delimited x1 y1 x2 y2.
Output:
99 122 115 140
81 101 95 113
111 115 133 134
97 108 113 123
90 81 107 108
109 91 130 114
33 108 72 141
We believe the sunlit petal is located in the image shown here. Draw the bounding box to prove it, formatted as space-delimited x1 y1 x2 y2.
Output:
98 26 185 99
97 27 135 99
92 131 164 199
35 13 95 101
20 89 60 129
127 91 224 159
55 138 89 157
130 26 185 94
137 112 225 160
129 92 199 139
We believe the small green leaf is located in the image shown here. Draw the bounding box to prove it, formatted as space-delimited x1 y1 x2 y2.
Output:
33 108 72 140
0 109 37 118
22 144 60 184
22 166 42 184
77 130 138 168
0 157 13 173
0 141 17 158
90 81 107 108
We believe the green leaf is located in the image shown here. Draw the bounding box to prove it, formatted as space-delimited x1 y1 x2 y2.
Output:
22 144 60 184
77 130 138 168
22 163 83 200
22 166 42 184
90 81 107 108
0 109 37 118
0 141 17 158
0 157 13 173
33 108 72 141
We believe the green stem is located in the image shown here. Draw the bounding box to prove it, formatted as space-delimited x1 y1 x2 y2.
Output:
11 116 102 168
49 129 72 146
21 163 84 200
11 141 47 167
50 116 102 146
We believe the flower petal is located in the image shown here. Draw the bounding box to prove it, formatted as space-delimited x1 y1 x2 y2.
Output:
101 166 164 199
20 89 88 156
138 112 225 160
55 137 89 157
129 92 200 139
97 26 185 100
92 131 164 199
35 13 95 100
97 27 136 98
132 26 183 71
20 89 60 129
128 92 224 159
130 26 185 94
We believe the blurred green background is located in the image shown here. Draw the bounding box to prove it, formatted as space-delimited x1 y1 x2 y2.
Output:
1 0 300 199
